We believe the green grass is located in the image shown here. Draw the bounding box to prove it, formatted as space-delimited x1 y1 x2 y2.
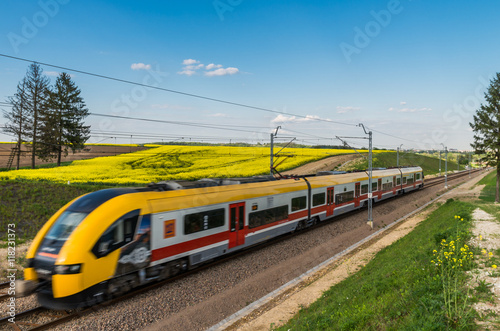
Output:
277 199 477 330
478 171 498 203
343 152 464 176
0 181 111 239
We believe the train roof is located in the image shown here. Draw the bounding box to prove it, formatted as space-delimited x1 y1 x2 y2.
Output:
110 166 423 195
138 166 422 209
68 166 422 215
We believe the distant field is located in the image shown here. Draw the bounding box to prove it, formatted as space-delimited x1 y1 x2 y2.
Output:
0 145 365 184
341 151 463 175
0 143 149 169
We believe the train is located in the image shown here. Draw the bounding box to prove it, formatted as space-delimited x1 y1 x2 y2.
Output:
17 166 423 309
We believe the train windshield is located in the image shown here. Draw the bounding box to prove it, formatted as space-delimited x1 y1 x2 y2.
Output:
45 211 88 241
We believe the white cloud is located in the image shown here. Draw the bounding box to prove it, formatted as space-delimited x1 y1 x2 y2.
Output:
336 106 360 114
179 59 204 75
178 69 197 76
206 63 223 70
182 59 199 65
179 59 239 77
271 114 321 124
209 113 228 117
131 63 152 70
400 101 407 105
204 67 239 77
388 107 395 111
185 64 204 70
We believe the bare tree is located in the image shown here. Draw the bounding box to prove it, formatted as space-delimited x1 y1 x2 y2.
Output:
2 78 29 169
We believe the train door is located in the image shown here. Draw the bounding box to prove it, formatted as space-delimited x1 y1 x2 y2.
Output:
393 176 397 193
354 182 360 207
229 202 245 249
326 187 335 217
378 178 382 198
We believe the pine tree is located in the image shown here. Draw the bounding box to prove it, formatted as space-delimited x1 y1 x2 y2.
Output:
470 72 500 202
24 63 50 169
43 72 90 165
2 78 29 169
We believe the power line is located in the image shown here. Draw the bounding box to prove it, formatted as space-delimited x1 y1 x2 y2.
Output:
0 53 358 128
365 126 422 144
89 112 268 135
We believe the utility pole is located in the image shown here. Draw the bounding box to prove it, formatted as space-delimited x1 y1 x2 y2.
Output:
469 152 472 177
444 146 448 188
439 150 442 177
335 126 372 229
359 124 373 229
270 126 281 176
397 144 403 167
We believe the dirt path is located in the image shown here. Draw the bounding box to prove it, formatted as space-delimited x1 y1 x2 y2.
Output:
222 170 493 331
281 154 360 176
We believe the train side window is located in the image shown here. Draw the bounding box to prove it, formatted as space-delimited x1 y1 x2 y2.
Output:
382 182 393 191
361 184 368 194
397 177 401 185
335 191 354 205
291 196 307 211
114 222 124 244
403 177 407 184
415 173 421 180
372 182 378 192
249 205 288 229
184 208 225 235
92 209 140 258
312 193 326 206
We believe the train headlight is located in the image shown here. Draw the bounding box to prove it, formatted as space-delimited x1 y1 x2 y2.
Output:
54 264 82 274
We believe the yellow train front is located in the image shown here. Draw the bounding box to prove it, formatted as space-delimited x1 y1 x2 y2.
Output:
18 188 153 309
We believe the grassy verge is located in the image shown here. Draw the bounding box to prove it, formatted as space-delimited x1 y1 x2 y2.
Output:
478 171 498 203
342 152 464 175
0 181 110 239
277 199 478 330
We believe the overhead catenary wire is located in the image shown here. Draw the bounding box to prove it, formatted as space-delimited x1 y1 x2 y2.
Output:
89 113 271 135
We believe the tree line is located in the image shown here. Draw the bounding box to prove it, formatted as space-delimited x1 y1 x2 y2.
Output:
2 63 90 169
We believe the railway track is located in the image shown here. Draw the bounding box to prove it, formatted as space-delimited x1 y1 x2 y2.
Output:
424 168 484 188
0 168 488 330
0 282 11 303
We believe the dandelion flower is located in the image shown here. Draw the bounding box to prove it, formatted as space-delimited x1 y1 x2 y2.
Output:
493 265 497 269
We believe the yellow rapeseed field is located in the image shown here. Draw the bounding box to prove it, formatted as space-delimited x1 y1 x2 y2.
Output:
0 145 368 184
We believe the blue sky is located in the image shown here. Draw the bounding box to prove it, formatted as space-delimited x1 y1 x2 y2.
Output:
1 0 499 150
